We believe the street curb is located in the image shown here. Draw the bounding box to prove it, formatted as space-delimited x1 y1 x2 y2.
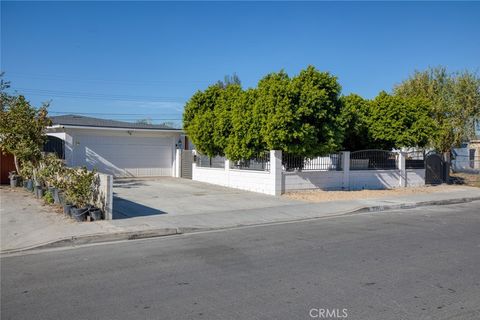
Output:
2 196 479 255
0 228 183 255
351 196 480 214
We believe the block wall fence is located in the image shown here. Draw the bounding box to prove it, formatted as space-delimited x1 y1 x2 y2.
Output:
191 150 426 196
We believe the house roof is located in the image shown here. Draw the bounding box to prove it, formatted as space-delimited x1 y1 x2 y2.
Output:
49 115 181 131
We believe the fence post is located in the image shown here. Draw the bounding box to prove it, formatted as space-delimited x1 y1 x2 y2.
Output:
270 150 282 196
341 151 350 190
104 174 113 220
175 149 182 178
225 158 230 186
398 152 407 187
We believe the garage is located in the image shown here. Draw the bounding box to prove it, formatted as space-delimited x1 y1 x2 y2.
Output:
46 115 183 178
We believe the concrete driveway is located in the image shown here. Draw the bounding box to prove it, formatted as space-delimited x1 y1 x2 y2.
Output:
113 177 297 220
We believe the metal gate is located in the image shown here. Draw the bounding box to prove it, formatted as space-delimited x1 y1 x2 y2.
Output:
425 153 445 185
181 150 193 179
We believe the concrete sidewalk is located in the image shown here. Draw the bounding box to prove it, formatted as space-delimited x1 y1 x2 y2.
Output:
1 185 479 253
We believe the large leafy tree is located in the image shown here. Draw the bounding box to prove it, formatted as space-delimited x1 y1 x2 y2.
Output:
255 66 344 157
225 89 263 160
0 84 52 172
184 66 346 159
394 67 480 152
338 94 373 150
183 85 223 157
368 91 435 150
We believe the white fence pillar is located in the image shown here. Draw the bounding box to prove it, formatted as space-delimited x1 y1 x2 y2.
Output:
271 150 282 196
398 152 407 187
175 149 181 178
341 151 350 190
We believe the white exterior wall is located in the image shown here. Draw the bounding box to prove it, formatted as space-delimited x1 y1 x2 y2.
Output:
228 169 274 195
349 170 401 190
192 167 228 187
93 173 114 220
406 169 426 187
49 128 180 177
191 150 281 196
283 171 344 191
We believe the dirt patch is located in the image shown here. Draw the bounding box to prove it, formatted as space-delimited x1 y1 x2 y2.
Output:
284 185 465 203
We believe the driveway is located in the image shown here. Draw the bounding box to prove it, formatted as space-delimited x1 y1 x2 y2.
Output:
113 177 297 220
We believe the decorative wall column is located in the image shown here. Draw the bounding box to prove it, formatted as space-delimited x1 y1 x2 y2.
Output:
270 150 282 196
341 151 350 190
398 152 407 187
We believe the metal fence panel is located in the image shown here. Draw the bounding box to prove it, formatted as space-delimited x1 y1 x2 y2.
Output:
350 150 397 170
283 153 342 171
196 154 226 168
405 151 425 169
230 152 270 171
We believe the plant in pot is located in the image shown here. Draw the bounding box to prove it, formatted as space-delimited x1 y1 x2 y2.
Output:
8 171 19 188
19 160 34 191
32 168 45 199
58 167 74 215
65 167 96 222
41 154 65 204
43 190 54 205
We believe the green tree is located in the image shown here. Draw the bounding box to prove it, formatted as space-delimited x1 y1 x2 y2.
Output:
394 67 480 152
183 85 224 157
216 73 241 89
225 89 263 160
213 84 242 155
0 94 51 172
184 66 345 159
338 94 373 150
255 66 343 157
368 92 435 150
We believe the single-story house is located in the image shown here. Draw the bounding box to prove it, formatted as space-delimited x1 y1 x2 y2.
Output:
46 115 186 177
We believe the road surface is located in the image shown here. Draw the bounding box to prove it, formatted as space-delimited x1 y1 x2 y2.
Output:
2 201 480 319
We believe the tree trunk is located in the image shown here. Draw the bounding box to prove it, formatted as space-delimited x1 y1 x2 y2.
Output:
13 155 20 174
442 151 451 183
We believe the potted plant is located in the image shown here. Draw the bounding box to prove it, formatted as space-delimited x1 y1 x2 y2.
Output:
8 171 19 188
88 207 103 221
43 190 54 205
32 168 45 199
19 160 34 191
65 167 96 222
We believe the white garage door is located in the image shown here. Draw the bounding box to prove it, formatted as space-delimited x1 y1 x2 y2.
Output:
73 134 173 177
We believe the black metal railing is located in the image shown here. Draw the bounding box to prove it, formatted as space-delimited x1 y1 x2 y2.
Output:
350 150 397 170
405 151 425 169
283 153 342 171
196 154 226 168
230 152 270 171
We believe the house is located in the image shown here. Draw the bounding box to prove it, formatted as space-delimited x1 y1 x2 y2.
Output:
46 115 185 177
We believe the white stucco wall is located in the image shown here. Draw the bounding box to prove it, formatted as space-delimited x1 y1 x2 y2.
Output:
349 170 401 190
406 169 426 187
283 171 344 191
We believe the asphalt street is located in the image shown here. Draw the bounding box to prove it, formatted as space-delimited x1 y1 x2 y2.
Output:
2 201 480 320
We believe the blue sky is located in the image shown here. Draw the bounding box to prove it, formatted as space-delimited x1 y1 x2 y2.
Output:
2 1 479 126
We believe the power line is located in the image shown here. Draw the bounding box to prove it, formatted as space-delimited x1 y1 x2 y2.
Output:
12 87 186 102
49 111 183 116
6 72 212 85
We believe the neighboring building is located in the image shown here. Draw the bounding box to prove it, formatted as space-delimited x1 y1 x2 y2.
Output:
46 115 185 177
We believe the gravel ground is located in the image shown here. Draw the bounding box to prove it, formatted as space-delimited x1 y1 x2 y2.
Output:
284 185 468 202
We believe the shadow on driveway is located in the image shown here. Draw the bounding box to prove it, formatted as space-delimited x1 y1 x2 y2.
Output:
113 196 167 219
